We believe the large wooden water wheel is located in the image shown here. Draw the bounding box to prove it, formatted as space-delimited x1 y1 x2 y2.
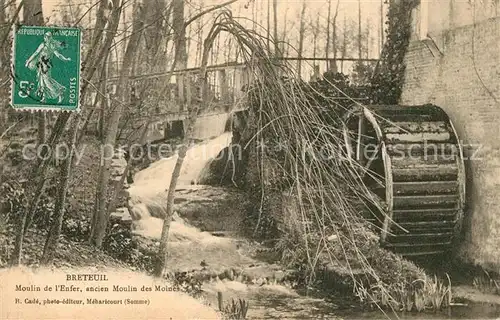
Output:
342 104 466 256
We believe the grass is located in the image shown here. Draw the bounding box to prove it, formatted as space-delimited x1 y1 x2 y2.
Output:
473 270 500 295
217 290 249 320
363 274 452 312
222 298 249 320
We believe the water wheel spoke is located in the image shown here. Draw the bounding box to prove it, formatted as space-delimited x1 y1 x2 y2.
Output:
360 142 381 179
356 116 365 164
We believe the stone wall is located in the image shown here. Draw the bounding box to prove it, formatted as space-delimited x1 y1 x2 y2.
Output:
401 17 500 271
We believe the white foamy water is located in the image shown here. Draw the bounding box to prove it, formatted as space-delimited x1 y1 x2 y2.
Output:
128 132 232 200
190 113 231 140
126 116 233 245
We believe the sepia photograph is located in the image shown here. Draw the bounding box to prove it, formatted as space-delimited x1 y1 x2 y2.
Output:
0 0 499 319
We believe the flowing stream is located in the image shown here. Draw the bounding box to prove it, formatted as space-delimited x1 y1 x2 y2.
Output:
127 113 232 239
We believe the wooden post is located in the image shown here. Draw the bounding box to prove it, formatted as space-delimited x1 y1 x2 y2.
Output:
233 67 242 101
242 66 250 90
164 122 169 140
217 291 223 311
177 74 185 111
311 65 320 81
185 72 192 107
218 69 228 104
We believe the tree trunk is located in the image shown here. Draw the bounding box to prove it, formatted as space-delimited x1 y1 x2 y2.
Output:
0 0 7 133
266 0 270 50
22 0 45 143
144 0 166 69
98 59 109 141
366 18 370 59
194 11 203 67
325 0 331 63
172 0 187 110
380 0 385 54
153 140 189 277
312 16 318 59
107 121 150 216
281 8 288 56
40 115 79 265
90 2 145 248
9 0 38 266
78 58 108 145
331 0 340 72
341 16 346 72
186 9 193 66
297 1 306 77
90 0 112 143
272 0 278 55
358 0 362 60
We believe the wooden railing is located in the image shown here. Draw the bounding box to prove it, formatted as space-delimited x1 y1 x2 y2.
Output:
115 63 253 143
114 57 378 143
111 57 378 118
110 62 253 119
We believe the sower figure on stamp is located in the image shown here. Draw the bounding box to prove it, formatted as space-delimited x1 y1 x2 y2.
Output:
25 31 71 103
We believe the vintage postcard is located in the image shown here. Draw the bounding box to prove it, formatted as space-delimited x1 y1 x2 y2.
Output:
1 0 499 319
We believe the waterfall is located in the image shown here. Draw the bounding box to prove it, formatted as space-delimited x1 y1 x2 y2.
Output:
126 113 233 234
190 113 232 140
128 132 232 200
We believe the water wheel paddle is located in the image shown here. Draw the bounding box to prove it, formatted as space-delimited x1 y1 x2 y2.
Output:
342 104 466 256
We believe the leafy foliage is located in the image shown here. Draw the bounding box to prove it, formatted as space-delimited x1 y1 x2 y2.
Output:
351 61 377 86
101 221 156 273
370 0 418 104
61 217 91 242
0 181 27 224
167 271 204 297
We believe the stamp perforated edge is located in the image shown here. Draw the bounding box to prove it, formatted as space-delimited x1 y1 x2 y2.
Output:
9 24 84 114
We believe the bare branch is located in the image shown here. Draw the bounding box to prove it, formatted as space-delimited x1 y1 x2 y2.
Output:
184 0 238 28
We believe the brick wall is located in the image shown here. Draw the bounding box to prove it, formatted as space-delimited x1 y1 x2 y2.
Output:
401 17 500 271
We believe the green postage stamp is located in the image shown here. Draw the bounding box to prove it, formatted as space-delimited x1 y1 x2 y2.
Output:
10 25 82 112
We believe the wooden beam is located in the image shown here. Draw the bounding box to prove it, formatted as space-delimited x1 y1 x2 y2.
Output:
233 68 242 101
278 57 379 62
106 57 379 82
218 69 229 103
185 73 192 107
